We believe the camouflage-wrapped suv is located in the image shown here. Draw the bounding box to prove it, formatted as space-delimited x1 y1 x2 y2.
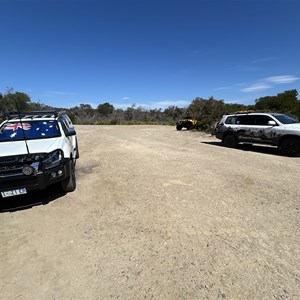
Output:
215 112 300 156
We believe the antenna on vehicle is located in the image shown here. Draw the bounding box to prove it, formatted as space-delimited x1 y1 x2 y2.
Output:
14 98 30 156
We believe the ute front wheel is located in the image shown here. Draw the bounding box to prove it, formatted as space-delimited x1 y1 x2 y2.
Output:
61 160 76 192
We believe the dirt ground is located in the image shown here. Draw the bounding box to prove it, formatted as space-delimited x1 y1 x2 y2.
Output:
1 125 300 299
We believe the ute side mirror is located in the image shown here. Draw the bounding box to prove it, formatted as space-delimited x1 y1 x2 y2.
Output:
66 129 76 137
268 120 277 126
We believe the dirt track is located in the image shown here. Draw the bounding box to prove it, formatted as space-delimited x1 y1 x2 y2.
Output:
1 125 300 299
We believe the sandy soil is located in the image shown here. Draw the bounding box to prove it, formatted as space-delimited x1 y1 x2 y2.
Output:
1 125 300 299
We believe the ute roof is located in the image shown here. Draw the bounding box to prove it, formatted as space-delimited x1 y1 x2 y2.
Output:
6 110 66 120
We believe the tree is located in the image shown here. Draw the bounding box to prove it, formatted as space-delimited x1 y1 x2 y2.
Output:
186 97 227 130
70 104 96 124
163 106 185 121
0 89 31 116
224 103 250 114
255 89 299 119
97 102 114 116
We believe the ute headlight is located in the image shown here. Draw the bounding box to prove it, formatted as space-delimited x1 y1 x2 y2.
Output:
43 150 63 169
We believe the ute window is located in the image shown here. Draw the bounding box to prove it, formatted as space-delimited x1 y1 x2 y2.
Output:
0 120 61 142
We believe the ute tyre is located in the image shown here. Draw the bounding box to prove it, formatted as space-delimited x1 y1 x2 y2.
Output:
176 125 182 131
75 138 80 159
61 160 76 192
223 134 238 148
279 138 300 157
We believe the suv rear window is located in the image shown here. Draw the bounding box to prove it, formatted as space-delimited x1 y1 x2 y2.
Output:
0 120 61 142
225 116 237 124
236 115 255 125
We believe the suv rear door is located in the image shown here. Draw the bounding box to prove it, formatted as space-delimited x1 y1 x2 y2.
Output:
235 115 256 142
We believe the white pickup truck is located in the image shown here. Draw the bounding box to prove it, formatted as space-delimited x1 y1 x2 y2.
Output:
0 111 79 198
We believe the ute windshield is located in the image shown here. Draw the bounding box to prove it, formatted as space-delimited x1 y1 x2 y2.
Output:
0 120 61 142
273 114 299 124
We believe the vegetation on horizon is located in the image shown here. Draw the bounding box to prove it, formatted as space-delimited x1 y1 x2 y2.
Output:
1 89 299 131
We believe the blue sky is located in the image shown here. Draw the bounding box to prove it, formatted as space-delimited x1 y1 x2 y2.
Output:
1 0 299 109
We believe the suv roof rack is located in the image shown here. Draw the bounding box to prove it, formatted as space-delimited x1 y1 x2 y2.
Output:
6 110 66 120
232 110 276 115
233 110 256 114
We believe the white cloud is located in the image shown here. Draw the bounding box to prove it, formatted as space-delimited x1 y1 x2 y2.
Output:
265 75 299 84
122 96 129 100
241 74 299 93
214 82 246 91
241 83 272 93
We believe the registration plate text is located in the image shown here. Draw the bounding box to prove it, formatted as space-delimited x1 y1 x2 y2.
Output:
1 188 27 198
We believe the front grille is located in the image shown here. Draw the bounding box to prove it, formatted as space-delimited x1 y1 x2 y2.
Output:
0 164 24 177
0 153 44 164
0 164 23 171
0 154 42 178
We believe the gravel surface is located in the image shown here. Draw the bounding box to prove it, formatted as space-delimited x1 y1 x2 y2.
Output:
1 125 300 299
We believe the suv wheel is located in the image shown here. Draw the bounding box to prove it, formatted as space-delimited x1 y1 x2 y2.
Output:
176 125 182 131
222 134 238 148
279 138 300 157
61 160 76 192
185 122 192 130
